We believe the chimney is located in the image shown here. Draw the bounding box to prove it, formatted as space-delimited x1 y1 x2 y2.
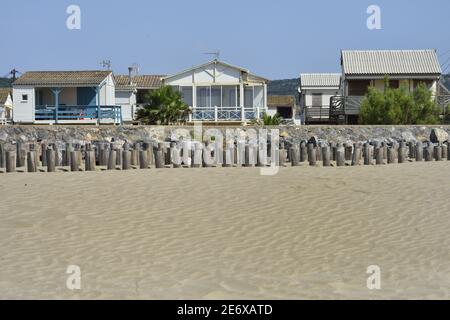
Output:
128 67 133 85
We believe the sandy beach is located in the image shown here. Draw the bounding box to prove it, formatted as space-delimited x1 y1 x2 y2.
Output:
1 162 450 299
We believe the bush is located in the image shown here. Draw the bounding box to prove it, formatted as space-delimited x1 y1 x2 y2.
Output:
359 79 440 125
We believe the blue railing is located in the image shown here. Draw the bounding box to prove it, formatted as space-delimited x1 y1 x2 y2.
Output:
35 105 122 124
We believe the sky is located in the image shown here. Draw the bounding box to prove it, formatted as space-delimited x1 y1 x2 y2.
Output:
1 0 450 80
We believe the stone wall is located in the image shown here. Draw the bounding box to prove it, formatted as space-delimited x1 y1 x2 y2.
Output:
0 125 449 148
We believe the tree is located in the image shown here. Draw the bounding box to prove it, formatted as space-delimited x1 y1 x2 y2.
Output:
252 112 282 125
359 78 440 125
136 86 190 125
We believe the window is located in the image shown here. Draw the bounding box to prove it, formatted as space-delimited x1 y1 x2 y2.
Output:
348 80 371 96
244 87 253 108
22 94 28 102
196 86 210 108
312 94 322 107
388 80 399 89
211 86 221 108
222 86 237 107
180 86 193 106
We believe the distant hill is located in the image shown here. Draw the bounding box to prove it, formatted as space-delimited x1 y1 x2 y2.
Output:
442 74 450 93
0 78 12 88
267 78 299 103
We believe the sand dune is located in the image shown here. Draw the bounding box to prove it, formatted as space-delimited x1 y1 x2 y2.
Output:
1 162 450 299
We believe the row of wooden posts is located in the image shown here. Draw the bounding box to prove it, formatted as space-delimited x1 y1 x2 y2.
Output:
0 140 448 173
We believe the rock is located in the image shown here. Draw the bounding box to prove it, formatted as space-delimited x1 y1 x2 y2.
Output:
430 128 449 144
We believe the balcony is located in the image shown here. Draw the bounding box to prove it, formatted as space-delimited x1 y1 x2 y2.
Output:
35 105 122 125
190 106 264 122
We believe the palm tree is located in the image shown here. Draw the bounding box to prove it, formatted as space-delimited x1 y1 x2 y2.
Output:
252 112 282 125
136 86 190 125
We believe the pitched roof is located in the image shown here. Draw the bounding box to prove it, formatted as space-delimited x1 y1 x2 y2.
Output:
300 73 341 88
164 59 269 83
13 71 112 87
342 50 442 76
115 75 164 90
0 88 11 105
267 95 296 107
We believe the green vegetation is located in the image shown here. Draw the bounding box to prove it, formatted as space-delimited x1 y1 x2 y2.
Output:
359 78 440 125
136 86 190 125
252 112 282 126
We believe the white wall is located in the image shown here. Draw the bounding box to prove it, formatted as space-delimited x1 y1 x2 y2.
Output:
115 90 136 122
302 88 340 108
13 86 35 123
98 74 116 105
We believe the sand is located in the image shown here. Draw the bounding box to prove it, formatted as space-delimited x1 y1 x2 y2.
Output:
1 162 450 300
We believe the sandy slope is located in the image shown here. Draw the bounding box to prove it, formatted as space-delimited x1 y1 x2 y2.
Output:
0 162 450 299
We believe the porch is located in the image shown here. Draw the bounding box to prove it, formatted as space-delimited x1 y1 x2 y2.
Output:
35 105 122 124
190 106 263 122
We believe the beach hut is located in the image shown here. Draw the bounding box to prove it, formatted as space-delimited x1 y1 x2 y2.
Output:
267 95 300 124
12 71 121 125
331 49 442 124
0 88 13 124
163 59 269 124
299 73 341 124
114 74 164 123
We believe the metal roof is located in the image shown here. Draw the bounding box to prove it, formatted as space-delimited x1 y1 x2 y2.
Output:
13 71 112 87
267 95 296 107
342 50 442 76
300 73 341 88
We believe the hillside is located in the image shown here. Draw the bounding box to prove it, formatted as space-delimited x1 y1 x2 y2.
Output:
0 78 12 88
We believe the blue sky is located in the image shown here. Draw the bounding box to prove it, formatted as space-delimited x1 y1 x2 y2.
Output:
1 0 450 79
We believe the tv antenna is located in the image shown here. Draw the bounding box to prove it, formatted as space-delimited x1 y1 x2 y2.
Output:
203 51 220 60
100 59 112 70
130 63 140 77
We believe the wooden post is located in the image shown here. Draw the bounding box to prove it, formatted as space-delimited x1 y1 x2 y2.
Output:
122 149 131 170
408 142 415 159
27 151 37 172
434 145 442 161
336 144 345 167
300 141 307 162
139 150 148 169
5 151 16 173
425 143 433 162
344 143 353 161
351 143 361 166
70 151 78 172
116 148 122 166
363 143 371 165
16 142 25 168
46 148 55 172
165 143 172 165
53 143 60 167
307 143 316 166
41 143 48 167
375 147 384 165
398 141 406 164
415 142 423 162
107 146 116 170
386 147 395 164
442 144 448 161
0 143 6 168
155 149 164 169
322 144 331 167
291 144 300 167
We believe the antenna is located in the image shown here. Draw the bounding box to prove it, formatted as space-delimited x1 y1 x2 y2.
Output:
130 63 140 77
100 60 112 70
203 51 220 60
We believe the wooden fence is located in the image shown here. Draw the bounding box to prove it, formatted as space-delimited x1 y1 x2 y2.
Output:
0 139 448 174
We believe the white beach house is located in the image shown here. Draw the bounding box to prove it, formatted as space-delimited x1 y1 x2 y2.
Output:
114 74 164 123
12 71 121 125
0 88 13 125
331 49 442 124
163 59 269 123
299 73 341 124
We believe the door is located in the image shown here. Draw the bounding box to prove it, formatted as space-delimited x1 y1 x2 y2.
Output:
77 87 97 106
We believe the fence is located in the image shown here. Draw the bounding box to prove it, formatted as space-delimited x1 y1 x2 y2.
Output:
0 138 448 174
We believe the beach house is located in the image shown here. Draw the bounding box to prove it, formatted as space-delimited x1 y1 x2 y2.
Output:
299 73 341 124
267 95 300 124
114 74 164 123
12 71 121 125
0 88 13 124
163 59 268 123
330 49 442 124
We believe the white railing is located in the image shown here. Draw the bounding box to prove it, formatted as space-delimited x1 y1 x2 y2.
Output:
191 106 263 122
0 118 11 125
